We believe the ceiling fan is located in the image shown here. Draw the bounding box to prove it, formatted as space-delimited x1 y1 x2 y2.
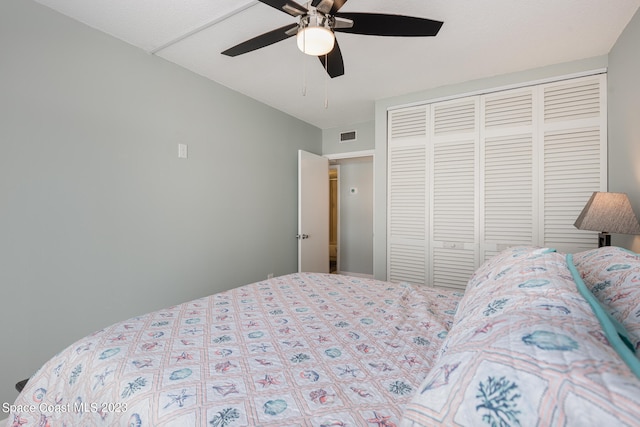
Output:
221 0 443 78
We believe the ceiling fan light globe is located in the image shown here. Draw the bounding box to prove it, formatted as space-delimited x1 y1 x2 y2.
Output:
296 26 335 56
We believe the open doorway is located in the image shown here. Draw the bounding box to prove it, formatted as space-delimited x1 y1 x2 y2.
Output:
329 166 339 273
327 155 374 277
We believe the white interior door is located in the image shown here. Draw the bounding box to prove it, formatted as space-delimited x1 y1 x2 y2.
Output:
298 150 329 273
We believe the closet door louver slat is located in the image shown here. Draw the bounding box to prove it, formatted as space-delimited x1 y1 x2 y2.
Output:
484 91 533 129
541 75 605 252
389 243 425 284
543 128 602 251
432 140 475 242
433 248 477 287
430 99 478 290
484 135 534 243
433 100 476 135
544 80 600 122
389 147 426 239
387 106 428 285
481 88 535 259
389 107 427 139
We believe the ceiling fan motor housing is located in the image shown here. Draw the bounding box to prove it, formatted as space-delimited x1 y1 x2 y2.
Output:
297 8 335 56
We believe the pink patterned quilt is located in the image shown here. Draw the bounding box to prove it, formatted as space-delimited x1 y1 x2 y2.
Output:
572 246 640 355
5 273 461 426
401 247 640 426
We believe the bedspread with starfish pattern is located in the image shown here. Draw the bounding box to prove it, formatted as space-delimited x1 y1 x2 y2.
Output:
5 273 462 426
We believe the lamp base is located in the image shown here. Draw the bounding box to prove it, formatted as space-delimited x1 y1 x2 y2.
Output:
598 232 611 248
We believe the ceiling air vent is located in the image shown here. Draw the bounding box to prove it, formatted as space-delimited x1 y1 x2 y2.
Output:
339 130 357 143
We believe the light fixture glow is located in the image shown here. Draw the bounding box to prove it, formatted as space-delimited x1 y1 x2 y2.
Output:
297 26 335 56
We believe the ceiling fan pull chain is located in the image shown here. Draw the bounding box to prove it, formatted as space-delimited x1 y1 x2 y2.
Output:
302 54 307 96
324 53 329 109
301 29 307 96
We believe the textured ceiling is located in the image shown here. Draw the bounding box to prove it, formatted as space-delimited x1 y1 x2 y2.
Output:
34 0 640 129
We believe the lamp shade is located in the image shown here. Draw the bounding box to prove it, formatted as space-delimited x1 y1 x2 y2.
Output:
574 192 640 234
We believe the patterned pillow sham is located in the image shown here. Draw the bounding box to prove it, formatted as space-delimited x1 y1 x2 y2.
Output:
401 248 640 427
572 246 640 356
457 246 557 320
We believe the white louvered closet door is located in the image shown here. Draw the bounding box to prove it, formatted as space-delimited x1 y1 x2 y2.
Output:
541 74 607 253
386 73 606 290
480 88 536 262
387 106 428 285
429 98 479 289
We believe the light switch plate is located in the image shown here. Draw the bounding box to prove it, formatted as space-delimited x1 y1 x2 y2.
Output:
178 143 188 159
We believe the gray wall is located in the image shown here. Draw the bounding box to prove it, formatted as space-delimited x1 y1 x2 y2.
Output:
609 7 640 251
336 158 374 275
322 120 375 154
0 0 321 409
373 56 610 280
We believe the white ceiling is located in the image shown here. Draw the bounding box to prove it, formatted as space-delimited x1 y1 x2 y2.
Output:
34 0 640 129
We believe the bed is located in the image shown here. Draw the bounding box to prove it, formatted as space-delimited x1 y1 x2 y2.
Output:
3 273 461 426
5 247 640 426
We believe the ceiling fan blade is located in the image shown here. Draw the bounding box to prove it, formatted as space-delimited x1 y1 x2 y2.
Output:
318 40 344 78
221 23 298 57
328 0 348 14
311 0 330 13
258 0 308 16
311 0 347 14
334 12 443 36
333 16 353 29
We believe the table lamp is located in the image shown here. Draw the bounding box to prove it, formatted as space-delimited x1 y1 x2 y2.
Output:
574 192 640 247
